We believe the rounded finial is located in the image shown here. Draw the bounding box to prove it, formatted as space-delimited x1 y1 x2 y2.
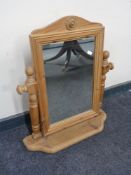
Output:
103 50 110 59
25 66 34 76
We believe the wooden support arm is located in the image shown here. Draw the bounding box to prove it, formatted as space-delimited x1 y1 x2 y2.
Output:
16 66 42 139
102 51 114 74
100 51 114 106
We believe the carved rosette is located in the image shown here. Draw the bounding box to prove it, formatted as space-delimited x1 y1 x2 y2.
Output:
65 17 77 30
16 66 42 139
100 51 114 106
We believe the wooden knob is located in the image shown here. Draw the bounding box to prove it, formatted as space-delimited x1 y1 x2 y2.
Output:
25 66 34 76
109 62 114 70
103 51 110 59
16 85 27 94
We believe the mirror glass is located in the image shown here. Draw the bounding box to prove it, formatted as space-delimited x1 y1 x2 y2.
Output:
42 36 95 124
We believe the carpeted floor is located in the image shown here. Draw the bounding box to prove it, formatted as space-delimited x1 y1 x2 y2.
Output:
0 88 131 175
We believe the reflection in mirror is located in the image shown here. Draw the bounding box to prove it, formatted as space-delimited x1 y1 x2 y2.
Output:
42 37 95 124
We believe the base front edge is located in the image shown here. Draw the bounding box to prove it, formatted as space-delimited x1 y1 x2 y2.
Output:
23 111 106 153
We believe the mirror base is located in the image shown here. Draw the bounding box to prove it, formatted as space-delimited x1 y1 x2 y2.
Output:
23 110 106 153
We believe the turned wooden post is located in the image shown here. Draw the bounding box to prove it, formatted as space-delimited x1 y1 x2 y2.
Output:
100 51 114 106
16 66 42 139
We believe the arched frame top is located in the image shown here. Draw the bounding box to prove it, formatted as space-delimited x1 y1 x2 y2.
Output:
31 16 103 36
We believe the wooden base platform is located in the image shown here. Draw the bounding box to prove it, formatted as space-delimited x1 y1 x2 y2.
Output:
23 111 106 153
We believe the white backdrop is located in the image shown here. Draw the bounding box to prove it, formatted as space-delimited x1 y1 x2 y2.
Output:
0 0 131 119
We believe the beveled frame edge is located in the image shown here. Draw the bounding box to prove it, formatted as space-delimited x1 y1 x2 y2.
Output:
29 27 104 136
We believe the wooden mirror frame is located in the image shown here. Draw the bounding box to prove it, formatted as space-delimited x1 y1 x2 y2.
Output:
17 16 113 153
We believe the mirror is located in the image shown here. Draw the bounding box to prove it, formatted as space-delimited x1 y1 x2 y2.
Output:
17 16 112 153
42 36 95 124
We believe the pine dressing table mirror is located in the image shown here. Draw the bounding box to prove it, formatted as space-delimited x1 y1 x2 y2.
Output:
16 16 113 153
